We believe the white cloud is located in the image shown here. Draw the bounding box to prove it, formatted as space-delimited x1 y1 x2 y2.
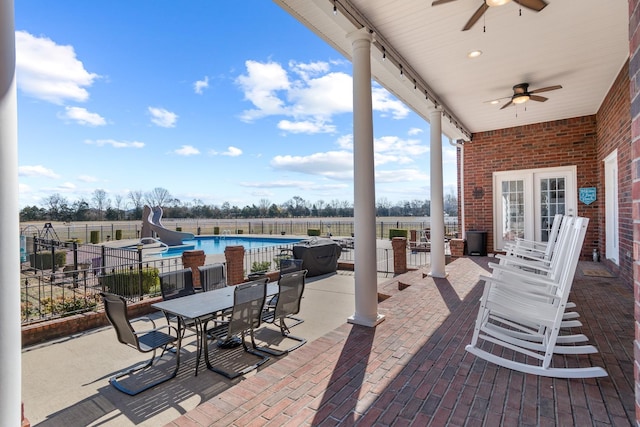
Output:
289 60 330 80
336 134 353 150
209 146 242 157
174 145 200 156
241 179 348 192
408 127 423 136
58 182 77 191
84 139 145 148
223 146 242 157
148 107 178 128
15 30 99 104
18 165 60 178
61 106 106 126
271 151 353 180
288 72 352 118
372 86 410 119
236 60 290 121
374 135 428 164
194 76 209 94
237 60 411 136
277 120 335 134
77 174 98 183
376 169 428 183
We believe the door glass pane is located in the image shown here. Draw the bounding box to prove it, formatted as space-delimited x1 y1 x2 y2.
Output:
501 180 525 241
539 177 565 241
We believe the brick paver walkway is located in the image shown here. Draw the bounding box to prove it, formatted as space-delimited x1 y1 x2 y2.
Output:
167 257 634 426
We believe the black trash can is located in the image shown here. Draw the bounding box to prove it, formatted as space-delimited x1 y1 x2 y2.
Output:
466 231 487 256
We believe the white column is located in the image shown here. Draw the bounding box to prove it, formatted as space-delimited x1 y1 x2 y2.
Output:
347 28 384 327
429 108 447 278
0 0 22 425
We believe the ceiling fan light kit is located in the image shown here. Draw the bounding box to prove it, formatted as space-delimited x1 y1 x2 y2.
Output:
486 0 511 7
512 94 530 104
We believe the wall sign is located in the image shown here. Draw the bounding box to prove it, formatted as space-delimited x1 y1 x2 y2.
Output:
579 187 596 205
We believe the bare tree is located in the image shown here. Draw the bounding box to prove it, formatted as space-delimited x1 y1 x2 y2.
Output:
128 190 144 209
92 189 109 220
145 187 172 207
258 198 270 216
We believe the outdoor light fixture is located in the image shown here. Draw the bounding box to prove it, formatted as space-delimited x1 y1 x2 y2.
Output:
512 93 530 104
486 0 511 6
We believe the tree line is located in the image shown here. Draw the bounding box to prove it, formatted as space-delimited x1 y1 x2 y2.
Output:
19 187 458 222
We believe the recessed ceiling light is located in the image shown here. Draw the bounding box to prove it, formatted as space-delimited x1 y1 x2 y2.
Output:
467 50 482 59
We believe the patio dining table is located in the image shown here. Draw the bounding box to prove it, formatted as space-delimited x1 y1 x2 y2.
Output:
152 282 278 376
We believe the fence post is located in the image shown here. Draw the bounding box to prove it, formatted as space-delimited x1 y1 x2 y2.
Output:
392 237 408 274
137 245 143 299
225 245 245 285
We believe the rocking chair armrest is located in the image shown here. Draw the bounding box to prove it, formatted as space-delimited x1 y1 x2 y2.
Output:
494 254 552 272
479 274 559 300
488 263 560 286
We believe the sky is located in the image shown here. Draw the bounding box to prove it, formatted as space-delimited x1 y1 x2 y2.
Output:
15 1 457 210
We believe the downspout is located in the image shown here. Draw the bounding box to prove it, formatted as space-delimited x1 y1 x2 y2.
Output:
450 138 465 239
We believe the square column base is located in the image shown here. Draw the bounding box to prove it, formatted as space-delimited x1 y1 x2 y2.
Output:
347 313 385 327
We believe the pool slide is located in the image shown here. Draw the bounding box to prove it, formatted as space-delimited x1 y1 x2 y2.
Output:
141 205 194 246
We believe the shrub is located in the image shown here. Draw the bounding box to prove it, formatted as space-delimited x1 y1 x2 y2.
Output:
237 229 243 234
29 251 67 270
101 267 160 297
307 229 321 236
115 230 122 240
40 295 99 317
90 230 100 244
389 229 408 239
214 226 220 235
251 261 271 273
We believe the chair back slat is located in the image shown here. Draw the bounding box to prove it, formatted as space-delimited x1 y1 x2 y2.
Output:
160 268 194 300
199 264 226 292
274 270 307 319
100 292 138 348
279 258 303 277
227 279 267 337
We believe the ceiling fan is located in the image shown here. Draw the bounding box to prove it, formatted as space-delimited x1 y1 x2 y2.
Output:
431 0 548 31
497 83 562 110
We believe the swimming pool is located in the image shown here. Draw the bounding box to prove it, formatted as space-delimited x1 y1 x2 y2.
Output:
161 236 302 257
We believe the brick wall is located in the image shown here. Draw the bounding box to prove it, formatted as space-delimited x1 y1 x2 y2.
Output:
628 0 640 422
463 115 598 259
596 61 633 286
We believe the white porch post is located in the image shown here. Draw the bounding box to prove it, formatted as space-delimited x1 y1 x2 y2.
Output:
429 108 447 278
347 28 384 327
0 0 22 424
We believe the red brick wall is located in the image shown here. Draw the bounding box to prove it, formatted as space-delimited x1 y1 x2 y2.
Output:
596 61 632 286
628 0 640 422
462 116 598 259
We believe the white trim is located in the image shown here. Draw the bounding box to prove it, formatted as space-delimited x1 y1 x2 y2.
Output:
604 150 619 264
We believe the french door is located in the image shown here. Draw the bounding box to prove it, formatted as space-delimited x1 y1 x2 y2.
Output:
493 166 577 251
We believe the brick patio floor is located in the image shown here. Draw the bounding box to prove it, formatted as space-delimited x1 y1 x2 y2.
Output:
167 256 634 426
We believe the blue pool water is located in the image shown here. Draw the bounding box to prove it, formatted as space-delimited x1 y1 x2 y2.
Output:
161 236 301 257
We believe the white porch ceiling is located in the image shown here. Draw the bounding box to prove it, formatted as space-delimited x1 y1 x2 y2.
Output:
274 0 628 141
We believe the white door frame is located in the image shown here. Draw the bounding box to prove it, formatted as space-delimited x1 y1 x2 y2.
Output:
493 166 577 251
604 150 619 264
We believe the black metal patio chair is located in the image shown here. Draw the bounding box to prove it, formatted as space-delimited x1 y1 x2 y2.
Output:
198 263 226 292
100 292 180 396
258 269 308 356
204 278 270 379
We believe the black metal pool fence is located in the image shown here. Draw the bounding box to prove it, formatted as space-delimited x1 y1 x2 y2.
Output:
20 219 450 324
19 218 459 243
